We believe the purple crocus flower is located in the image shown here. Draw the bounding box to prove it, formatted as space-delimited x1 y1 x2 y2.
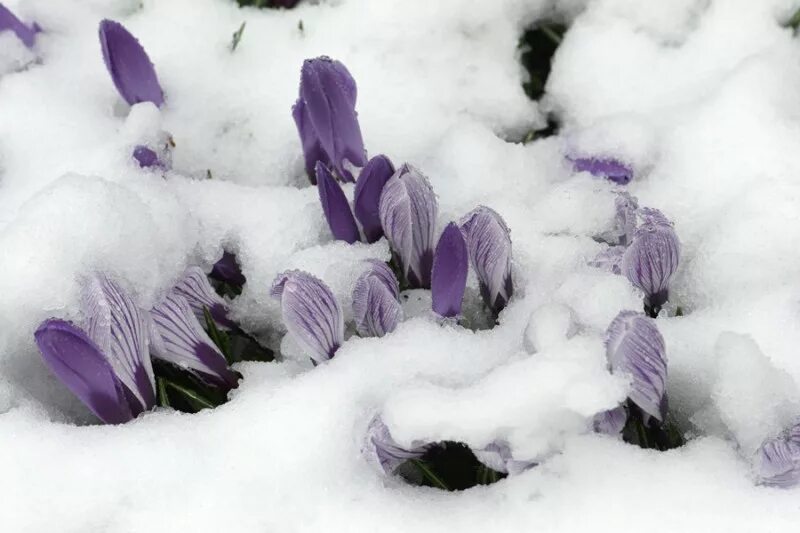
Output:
473 441 534 475
170 266 235 329
605 311 667 423
570 156 633 185
34 274 155 424
316 162 361 244
431 223 468 319
622 213 680 314
755 422 800 488
132 145 161 168
271 270 343 364
210 251 246 288
593 405 627 435
292 56 366 183
353 154 395 243
378 164 438 289
99 19 164 107
459 206 513 316
364 416 429 474
0 3 40 48
352 260 402 337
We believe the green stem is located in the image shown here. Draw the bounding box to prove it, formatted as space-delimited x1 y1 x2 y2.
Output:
411 460 450 491
165 380 215 410
156 377 170 408
539 25 563 45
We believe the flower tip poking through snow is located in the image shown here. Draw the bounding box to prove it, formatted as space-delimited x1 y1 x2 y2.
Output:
431 222 468 319
378 164 438 289
755 423 800 488
570 156 634 185
210 251 246 288
364 416 428 474
316 162 361 244
294 56 366 183
98 19 164 107
271 270 344 364
622 213 680 313
170 266 234 329
352 260 402 337
353 154 395 243
459 206 513 316
0 3 40 48
605 311 667 423
593 406 627 435
132 145 160 169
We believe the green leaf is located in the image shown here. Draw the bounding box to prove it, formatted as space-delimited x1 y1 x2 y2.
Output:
156 377 170 408
204 307 234 364
230 21 246 52
164 380 216 411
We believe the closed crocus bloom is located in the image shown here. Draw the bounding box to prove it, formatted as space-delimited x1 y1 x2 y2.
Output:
605 311 667 423
755 423 800 487
352 260 402 337
271 270 344 364
99 19 164 107
316 162 361 244
34 274 156 423
364 416 429 474
0 3 40 48
170 266 234 329
354 155 395 243
293 56 366 183
459 206 513 316
570 156 633 185
378 164 438 289
431 223 468 318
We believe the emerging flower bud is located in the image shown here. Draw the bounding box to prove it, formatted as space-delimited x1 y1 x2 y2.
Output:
0 3 40 48
570 156 633 185
210 251 246 288
99 19 164 107
605 311 667 423
622 213 680 314
316 162 361 244
431 223 468 319
271 270 344 364
755 422 800 488
364 416 429 474
352 260 402 337
459 206 513 316
378 164 438 289
353 155 395 243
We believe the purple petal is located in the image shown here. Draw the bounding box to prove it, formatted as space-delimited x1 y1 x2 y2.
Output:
755 422 800 487
271 270 344 364
353 155 395 243
0 4 38 48
99 19 164 107
431 222 468 318
316 162 361 244
378 164 438 289
459 206 513 316
589 246 625 275
210 251 246 288
170 266 234 329
571 156 633 185
473 441 535 475
292 98 329 185
150 294 238 389
614 192 639 246
622 216 680 308
352 261 402 337
132 145 160 169
34 319 134 424
82 274 156 415
593 406 627 435
605 311 667 422
364 416 429 474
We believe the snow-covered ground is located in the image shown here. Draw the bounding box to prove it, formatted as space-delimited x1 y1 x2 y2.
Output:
2 0 800 531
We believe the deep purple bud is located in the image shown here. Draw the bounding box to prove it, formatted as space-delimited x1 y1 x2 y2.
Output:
378 164 438 289
622 215 680 310
589 246 625 275
605 311 667 422
294 56 366 182
364 416 429 474
99 19 164 107
170 267 234 329
0 3 39 48
593 406 627 435
132 145 160 168
431 223 468 318
755 422 800 487
354 155 395 243
352 260 402 337
571 156 633 185
316 162 361 244
459 206 513 316
614 192 639 246
210 251 246 288
271 270 344 364
473 441 534 475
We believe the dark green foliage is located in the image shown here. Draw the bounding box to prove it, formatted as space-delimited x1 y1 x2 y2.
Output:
519 23 566 101
397 442 507 491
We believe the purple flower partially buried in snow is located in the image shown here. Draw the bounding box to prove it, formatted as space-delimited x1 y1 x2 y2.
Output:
210 251 247 289
316 162 361 244
170 266 235 329
132 132 173 170
34 274 155 424
353 155 395 243
473 441 535 475
614 192 639 246
271 270 343 364
431 223 468 319
589 246 625 275
364 416 429 474
755 422 800 488
570 156 633 185
379 164 438 289
292 56 366 183
605 311 667 423
99 19 164 107
459 206 513 316
0 3 40 48
352 260 402 337
593 405 627 435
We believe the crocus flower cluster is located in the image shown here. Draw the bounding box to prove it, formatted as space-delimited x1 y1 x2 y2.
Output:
755 421 800 488
0 3 40 48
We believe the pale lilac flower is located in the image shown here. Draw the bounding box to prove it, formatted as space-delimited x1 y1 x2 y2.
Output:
316 162 361 243
622 214 680 312
755 422 800 487
352 260 402 337
364 416 429 474
431 222 468 318
593 406 627 435
170 267 234 329
570 156 633 185
354 154 395 243
378 164 438 289
271 270 343 364
473 441 535 475
0 3 40 48
99 19 164 107
459 206 513 316
605 311 667 422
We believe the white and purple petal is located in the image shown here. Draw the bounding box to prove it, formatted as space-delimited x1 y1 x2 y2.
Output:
755 422 800 488
459 206 513 315
593 406 627 435
473 441 535 475
622 217 680 308
364 416 429 474
352 261 402 337
170 266 233 329
431 222 468 319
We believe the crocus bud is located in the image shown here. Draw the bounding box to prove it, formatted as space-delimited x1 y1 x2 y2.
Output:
293 56 366 183
378 164 438 289
99 19 164 107
431 223 468 319
316 162 360 244
364 416 429 474
605 311 667 423
132 132 173 170
352 260 402 337
210 251 246 288
271 270 344 364
0 3 40 48
593 406 627 435
353 155 395 243
459 206 513 316
473 441 534 475
132 146 159 168
170 266 234 329
755 422 800 487
622 213 680 314
570 156 633 185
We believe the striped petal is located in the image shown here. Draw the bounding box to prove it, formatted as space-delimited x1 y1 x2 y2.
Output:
364 416 428 474
352 261 402 337
755 422 800 487
170 266 233 329
622 216 680 309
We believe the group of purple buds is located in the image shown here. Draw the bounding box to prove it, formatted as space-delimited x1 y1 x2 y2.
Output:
0 3 40 49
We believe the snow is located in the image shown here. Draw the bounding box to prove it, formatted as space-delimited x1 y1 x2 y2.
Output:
2 0 800 531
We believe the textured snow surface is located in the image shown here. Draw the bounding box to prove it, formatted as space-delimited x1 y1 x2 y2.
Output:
2 0 800 531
